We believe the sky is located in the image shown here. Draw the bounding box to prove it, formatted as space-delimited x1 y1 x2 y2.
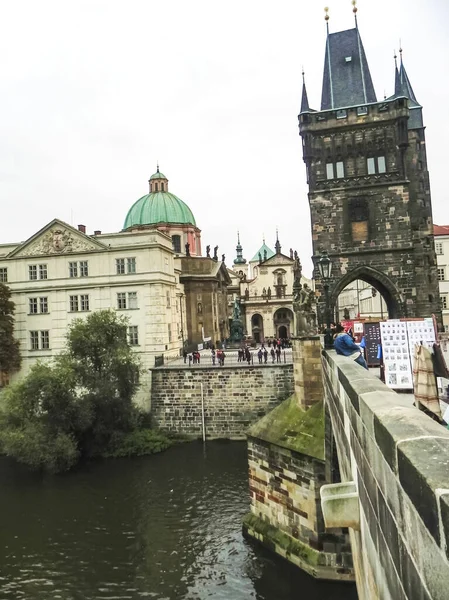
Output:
1 0 448 277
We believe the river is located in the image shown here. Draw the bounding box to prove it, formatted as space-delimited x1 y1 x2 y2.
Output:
0 441 357 600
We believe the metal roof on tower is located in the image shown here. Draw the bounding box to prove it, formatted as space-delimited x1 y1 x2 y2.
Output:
321 27 377 110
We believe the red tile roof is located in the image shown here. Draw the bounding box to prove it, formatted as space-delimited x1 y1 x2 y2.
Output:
434 225 449 236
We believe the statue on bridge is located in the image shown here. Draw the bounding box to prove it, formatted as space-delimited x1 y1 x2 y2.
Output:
293 281 317 337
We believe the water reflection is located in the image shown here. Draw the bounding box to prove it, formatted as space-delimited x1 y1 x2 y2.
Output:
0 441 357 599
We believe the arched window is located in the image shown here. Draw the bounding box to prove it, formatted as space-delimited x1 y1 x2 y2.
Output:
155 182 159 192
172 235 181 253
161 182 165 191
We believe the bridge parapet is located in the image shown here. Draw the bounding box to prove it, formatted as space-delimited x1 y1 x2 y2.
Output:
322 350 449 600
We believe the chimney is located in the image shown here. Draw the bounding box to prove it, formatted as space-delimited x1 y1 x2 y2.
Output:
78 224 86 234
94 230 101 235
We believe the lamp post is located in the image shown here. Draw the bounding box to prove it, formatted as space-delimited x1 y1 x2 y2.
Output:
318 251 333 347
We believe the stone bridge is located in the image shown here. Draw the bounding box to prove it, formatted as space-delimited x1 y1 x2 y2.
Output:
322 350 449 600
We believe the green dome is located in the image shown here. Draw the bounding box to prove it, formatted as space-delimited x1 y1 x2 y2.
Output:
123 191 196 229
149 171 167 180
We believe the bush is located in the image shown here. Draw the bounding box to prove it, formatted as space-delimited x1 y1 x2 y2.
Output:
102 428 172 458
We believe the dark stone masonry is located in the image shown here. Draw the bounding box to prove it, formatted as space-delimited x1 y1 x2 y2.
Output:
150 364 294 438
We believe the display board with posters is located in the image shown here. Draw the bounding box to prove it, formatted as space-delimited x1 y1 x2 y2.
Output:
363 322 381 367
406 318 436 369
379 318 437 391
380 320 413 390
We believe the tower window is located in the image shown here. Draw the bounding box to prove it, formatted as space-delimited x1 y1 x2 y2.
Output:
326 163 334 179
161 182 165 191
336 161 344 178
155 182 158 191
367 156 387 175
326 162 344 179
349 198 369 242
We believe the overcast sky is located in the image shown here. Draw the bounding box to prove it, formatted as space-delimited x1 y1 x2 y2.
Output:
1 0 448 276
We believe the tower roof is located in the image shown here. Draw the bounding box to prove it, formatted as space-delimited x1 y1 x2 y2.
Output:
321 27 377 110
300 71 310 113
234 231 247 265
250 242 275 263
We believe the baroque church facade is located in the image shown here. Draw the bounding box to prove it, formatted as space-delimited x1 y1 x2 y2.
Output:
229 234 312 342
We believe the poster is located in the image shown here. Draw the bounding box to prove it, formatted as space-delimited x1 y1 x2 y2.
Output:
363 322 381 367
380 321 413 389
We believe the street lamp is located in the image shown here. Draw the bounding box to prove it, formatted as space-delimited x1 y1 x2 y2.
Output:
318 251 333 346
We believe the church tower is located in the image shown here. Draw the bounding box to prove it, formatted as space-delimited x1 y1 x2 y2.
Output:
299 7 440 323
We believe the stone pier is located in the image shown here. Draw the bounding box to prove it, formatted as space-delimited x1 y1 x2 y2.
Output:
243 336 354 580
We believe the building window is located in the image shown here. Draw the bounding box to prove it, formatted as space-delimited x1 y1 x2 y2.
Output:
41 331 50 350
127 258 136 274
336 161 344 178
441 296 447 310
161 182 165 191
357 106 368 116
166 291 171 308
80 261 89 277
70 295 79 312
69 262 78 278
0 267 7 283
29 265 37 280
30 331 39 350
116 258 125 274
39 264 48 280
29 298 38 314
367 156 386 175
40 297 48 313
128 326 139 346
80 294 90 311
168 323 172 342
436 242 443 255
172 235 181 253
155 182 159 192
117 292 127 309
438 267 445 281
128 292 138 309
326 163 334 179
30 330 49 350
349 198 369 242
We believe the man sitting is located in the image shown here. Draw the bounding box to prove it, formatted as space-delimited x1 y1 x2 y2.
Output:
333 324 368 369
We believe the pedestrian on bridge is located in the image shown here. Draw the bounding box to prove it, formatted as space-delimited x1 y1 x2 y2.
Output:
334 324 368 369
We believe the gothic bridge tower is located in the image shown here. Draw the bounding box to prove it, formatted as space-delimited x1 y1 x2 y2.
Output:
299 7 440 323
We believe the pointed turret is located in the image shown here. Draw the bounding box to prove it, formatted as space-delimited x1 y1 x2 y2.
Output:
397 48 418 104
233 231 247 265
300 70 310 113
388 47 423 128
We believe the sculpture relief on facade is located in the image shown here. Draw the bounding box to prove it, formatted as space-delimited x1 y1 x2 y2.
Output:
17 228 99 257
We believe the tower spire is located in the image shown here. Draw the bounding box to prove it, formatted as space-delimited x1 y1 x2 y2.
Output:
233 231 246 265
300 69 310 113
352 0 358 27
275 228 281 254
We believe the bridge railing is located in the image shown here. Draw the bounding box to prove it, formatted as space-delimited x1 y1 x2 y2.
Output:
322 350 449 600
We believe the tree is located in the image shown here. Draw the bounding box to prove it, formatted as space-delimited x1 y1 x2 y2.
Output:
0 310 163 473
63 310 141 455
0 284 21 381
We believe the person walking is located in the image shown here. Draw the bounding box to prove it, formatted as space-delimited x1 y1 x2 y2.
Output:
188 353 193 367
276 346 281 363
271 347 275 363
183 349 187 364
257 348 263 364
221 351 226 366
263 348 268 364
211 349 216 366
245 347 251 365
333 324 368 369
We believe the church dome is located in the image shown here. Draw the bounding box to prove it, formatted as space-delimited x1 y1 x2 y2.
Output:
123 167 196 230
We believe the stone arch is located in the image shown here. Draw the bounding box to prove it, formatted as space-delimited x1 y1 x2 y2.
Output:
273 307 294 338
330 265 403 319
251 313 264 343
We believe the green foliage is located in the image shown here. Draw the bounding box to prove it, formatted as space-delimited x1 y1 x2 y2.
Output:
0 310 169 473
102 428 171 458
0 283 21 377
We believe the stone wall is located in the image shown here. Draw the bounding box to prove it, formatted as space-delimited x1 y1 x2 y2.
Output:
245 428 352 580
322 350 449 600
150 364 294 438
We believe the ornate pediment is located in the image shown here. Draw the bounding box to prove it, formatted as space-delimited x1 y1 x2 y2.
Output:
9 220 107 258
263 254 294 266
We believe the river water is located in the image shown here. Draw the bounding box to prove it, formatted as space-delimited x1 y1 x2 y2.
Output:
0 441 357 600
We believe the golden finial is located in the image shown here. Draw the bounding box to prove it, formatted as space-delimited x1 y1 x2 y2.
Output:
352 0 358 14
324 6 329 21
